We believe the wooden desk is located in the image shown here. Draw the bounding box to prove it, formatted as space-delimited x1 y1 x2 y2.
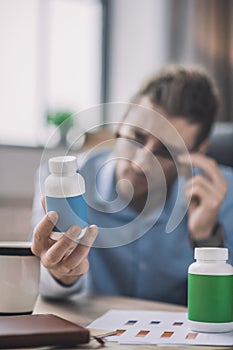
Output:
32 295 227 350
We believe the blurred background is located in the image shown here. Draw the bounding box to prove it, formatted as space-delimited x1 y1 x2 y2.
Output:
0 0 233 240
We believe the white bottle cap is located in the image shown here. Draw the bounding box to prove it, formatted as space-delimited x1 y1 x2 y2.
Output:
195 247 228 261
49 156 77 174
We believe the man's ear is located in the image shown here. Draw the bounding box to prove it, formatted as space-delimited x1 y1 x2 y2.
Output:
197 139 209 154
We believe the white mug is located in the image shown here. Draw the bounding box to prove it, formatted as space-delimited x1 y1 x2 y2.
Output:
0 241 40 315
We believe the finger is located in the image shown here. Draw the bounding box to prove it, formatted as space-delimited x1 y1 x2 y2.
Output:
61 225 98 270
185 175 227 201
179 153 226 184
68 258 89 276
185 175 214 193
41 196 46 213
184 179 223 211
185 183 207 203
79 225 98 247
185 181 205 199
32 211 58 255
43 225 82 267
177 161 193 179
55 258 89 277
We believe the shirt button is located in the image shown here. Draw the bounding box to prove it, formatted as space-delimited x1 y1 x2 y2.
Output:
139 261 147 271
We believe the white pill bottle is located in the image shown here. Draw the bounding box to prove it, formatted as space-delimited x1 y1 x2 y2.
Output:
188 247 233 333
44 156 87 233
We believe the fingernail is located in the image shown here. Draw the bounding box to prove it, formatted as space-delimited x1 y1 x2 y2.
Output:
88 225 98 234
81 225 98 246
47 211 58 225
65 226 82 242
77 227 87 241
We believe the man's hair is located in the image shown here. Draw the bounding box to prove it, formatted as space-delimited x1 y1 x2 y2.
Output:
133 64 220 146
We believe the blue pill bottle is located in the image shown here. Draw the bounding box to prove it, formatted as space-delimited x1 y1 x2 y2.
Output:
44 156 87 235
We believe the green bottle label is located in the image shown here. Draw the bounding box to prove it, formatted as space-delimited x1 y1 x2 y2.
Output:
188 273 233 323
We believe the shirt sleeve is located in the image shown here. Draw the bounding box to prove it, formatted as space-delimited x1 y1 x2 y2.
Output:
39 264 89 300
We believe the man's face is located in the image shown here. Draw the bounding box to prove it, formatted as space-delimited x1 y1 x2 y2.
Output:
115 97 200 200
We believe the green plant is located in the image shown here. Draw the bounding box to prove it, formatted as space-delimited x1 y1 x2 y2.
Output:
46 110 74 128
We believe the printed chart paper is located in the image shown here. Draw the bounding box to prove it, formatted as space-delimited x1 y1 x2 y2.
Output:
88 310 233 346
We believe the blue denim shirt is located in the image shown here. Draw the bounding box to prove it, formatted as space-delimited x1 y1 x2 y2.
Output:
78 150 233 305
33 150 233 305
